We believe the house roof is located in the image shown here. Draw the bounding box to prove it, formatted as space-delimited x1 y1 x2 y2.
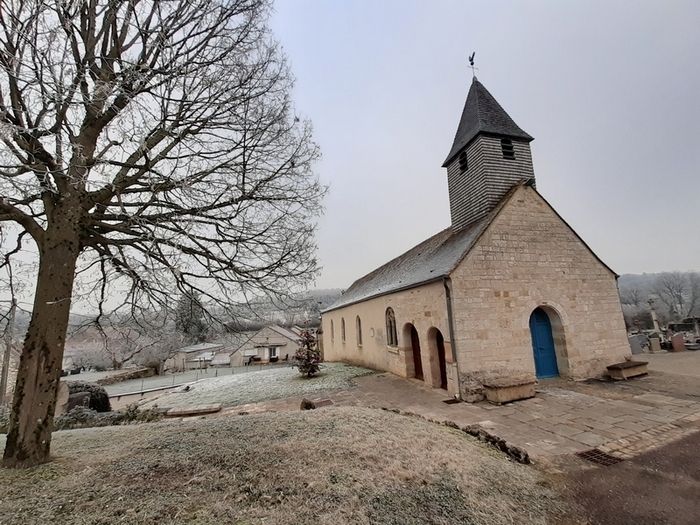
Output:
323 213 492 313
177 342 224 354
267 324 302 342
211 351 233 365
443 77 533 167
187 351 216 362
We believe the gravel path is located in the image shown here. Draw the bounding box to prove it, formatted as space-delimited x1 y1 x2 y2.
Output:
143 362 374 409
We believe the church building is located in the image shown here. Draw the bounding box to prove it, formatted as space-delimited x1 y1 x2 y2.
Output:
321 77 630 400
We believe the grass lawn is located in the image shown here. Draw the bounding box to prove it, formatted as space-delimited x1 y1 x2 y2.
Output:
143 362 373 409
0 407 574 525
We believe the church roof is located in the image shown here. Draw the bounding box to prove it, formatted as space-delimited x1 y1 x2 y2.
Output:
442 78 533 167
324 214 491 313
323 183 619 314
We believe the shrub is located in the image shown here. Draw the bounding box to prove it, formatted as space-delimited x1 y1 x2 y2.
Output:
1 404 163 434
121 403 164 423
53 407 124 431
65 381 112 412
293 330 321 378
53 404 164 431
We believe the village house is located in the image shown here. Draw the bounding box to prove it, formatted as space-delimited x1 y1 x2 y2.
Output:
230 325 300 366
164 342 224 372
321 77 630 400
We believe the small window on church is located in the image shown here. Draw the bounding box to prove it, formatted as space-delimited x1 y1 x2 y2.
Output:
356 316 362 346
385 308 398 347
458 151 468 172
330 320 334 343
341 318 346 343
501 138 515 160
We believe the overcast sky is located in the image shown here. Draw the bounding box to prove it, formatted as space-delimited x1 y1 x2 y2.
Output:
270 0 700 290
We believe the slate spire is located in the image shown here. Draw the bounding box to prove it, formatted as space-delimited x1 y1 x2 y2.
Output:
442 78 533 167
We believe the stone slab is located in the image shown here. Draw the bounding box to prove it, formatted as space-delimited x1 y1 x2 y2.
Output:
166 404 222 417
607 361 648 380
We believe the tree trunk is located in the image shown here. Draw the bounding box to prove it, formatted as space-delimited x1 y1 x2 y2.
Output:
2 210 80 468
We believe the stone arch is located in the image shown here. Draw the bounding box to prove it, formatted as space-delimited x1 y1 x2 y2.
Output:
426 327 448 389
528 304 570 378
402 323 423 381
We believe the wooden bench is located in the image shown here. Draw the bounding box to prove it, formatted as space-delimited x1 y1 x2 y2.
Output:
606 361 648 380
482 377 536 405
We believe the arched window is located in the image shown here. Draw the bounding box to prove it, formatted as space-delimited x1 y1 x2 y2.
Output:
341 318 346 343
330 320 334 342
385 308 398 347
356 316 363 346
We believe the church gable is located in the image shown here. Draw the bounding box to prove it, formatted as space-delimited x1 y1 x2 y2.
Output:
448 184 629 383
453 184 616 281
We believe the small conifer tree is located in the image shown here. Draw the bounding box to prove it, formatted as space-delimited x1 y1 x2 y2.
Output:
294 330 321 378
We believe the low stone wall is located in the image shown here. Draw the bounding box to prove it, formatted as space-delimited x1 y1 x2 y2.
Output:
380 407 530 464
97 367 154 385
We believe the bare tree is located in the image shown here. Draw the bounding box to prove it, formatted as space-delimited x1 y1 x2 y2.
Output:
0 0 323 467
102 320 183 371
653 272 700 321
620 287 643 307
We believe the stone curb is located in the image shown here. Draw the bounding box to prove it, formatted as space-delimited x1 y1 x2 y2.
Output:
379 407 530 464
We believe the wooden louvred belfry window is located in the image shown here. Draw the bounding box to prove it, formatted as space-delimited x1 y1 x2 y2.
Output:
501 138 515 159
458 150 468 172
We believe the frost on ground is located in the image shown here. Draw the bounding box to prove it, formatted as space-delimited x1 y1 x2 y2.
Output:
0 406 576 525
144 363 373 409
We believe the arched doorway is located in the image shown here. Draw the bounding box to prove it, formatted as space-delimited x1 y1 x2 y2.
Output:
436 330 447 389
409 324 424 381
428 327 448 389
529 308 559 378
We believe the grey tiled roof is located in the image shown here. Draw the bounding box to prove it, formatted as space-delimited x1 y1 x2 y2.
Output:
325 217 488 312
267 324 302 342
177 342 224 354
443 78 533 167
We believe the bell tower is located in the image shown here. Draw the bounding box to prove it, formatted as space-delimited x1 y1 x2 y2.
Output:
443 78 535 231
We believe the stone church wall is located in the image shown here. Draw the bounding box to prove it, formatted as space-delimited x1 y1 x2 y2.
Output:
450 185 630 397
321 281 459 395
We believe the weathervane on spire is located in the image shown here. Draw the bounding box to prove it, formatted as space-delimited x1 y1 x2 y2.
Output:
468 51 477 78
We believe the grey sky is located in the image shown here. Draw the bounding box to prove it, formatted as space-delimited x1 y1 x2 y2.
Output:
270 0 700 290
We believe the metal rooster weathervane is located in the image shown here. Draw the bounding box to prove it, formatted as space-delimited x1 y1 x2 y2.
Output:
469 51 478 78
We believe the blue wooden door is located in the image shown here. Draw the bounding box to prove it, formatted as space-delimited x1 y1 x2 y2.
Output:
529 308 559 378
